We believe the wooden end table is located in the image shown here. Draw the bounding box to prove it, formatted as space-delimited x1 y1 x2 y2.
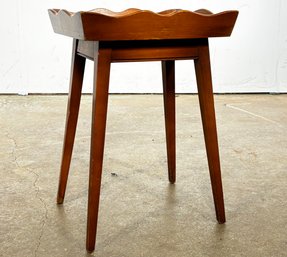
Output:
49 8 238 252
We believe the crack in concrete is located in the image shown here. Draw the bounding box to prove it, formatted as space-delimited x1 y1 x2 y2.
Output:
5 132 21 168
225 103 283 127
5 131 48 257
31 168 48 257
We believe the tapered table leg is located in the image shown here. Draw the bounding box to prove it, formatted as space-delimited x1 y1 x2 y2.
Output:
194 39 226 223
162 60 176 184
86 44 112 252
57 39 86 204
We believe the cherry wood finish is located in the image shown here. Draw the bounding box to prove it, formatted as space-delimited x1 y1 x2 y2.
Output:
77 39 201 62
194 40 225 223
49 7 238 252
162 60 176 183
86 44 111 251
48 8 238 41
57 39 86 204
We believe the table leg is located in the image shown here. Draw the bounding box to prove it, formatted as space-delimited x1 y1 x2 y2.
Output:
86 44 112 252
194 39 226 223
162 60 176 184
57 39 86 204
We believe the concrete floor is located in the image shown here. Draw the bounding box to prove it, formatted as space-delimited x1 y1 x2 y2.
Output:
1 94 287 257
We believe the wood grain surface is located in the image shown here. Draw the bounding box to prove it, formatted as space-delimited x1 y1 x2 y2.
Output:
48 8 238 40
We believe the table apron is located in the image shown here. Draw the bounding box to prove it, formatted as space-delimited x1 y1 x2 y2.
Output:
77 39 205 62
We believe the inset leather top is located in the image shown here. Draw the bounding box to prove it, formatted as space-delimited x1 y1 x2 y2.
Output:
48 8 238 41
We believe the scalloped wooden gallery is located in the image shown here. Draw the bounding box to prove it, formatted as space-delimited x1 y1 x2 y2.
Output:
48 8 238 252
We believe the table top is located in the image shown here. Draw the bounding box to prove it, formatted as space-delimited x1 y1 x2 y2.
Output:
48 8 238 41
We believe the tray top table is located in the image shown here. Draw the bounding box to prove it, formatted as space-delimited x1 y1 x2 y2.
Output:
49 8 238 40
49 8 238 252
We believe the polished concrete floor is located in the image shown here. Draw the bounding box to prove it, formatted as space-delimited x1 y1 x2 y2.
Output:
1 94 287 257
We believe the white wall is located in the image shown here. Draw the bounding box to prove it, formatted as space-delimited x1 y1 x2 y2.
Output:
1 0 287 94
